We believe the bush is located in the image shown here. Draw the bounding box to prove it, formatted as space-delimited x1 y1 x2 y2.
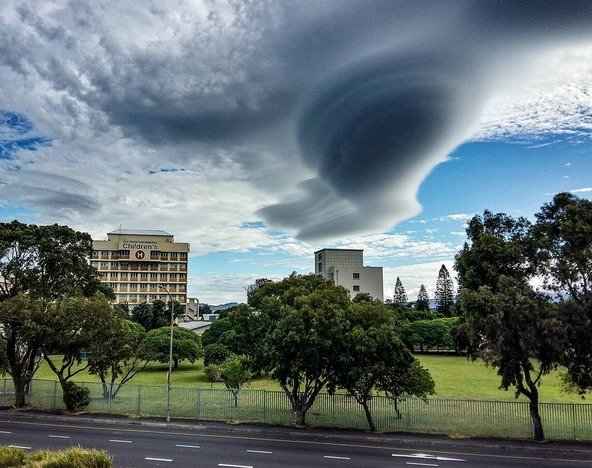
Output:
62 382 90 411
203 343 231 366
0 446 25 467
0 446 112 468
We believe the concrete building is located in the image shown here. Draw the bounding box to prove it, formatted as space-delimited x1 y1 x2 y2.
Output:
92 229 189 306
315 248 383 301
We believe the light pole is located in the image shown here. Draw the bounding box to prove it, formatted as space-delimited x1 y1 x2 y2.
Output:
157 284 174 423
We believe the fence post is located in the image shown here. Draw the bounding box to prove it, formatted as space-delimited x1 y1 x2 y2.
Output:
137 385 141 416
1 379 6 406
52 381 58 409
263 390 267 422
197 389 201 420
108 384 112 414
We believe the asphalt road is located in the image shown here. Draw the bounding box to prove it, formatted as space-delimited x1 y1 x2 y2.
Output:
0 411 591 467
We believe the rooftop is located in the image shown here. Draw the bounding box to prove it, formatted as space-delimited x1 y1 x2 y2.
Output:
107 229 173 237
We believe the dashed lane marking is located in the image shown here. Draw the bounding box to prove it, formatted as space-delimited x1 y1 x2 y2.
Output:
247 449 272 454
48 435 70 439
218 464 253 468
175 444 200 449
406 463 438 467
0 431 12 434
109 439 132 443
393 453 466 462
324 455 351 460
8 445 31 450
145 457 173 462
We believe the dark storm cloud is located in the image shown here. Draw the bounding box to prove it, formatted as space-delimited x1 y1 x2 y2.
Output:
2 1 592 239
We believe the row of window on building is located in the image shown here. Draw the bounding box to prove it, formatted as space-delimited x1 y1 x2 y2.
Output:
92 250 187 260
113 294 186 303
99 272 187 281
107 283 186 292
92 262 187 271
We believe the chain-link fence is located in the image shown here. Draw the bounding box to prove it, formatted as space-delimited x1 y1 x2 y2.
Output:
2 379 591 441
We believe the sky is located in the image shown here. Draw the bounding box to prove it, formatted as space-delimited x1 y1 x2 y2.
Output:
1 1 592 304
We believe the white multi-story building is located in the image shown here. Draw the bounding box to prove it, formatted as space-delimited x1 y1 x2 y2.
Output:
314 249 383 301
92 229 189 306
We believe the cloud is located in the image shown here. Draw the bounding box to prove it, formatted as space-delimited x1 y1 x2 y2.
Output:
433 213 475 222
0 1 591 245
570 187 592 193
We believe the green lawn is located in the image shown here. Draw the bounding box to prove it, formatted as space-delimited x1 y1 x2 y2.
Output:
32 354 587 403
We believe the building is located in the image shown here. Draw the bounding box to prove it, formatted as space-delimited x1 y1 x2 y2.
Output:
314 248 383 301
92 229 189 306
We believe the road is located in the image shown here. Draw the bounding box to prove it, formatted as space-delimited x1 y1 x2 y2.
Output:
0 411 591 467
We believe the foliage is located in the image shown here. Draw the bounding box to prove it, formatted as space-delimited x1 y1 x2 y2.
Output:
138 326 203 369
455 211 561 441
248 274 350 425
0 221 110 407
533 192 592 394
204 354 252 406
415 284 430 311
334 298 418 431
391 306 433 322
88 319 149 399
39 295 118 402
393 277 408 305
5 446 113 468
62 381 91 411
203 343 231 367
131 300 176 331
400 317 459 352
435 264 455 316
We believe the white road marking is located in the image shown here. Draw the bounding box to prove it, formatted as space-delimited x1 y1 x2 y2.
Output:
324 455 351 460
175 444 200 449
406 463 438 467
109 439 132 443
48 435 70 439
393 453 465 462
246 449 272 454
145 457 173 462
218 464 254 468
0 431 12 434
8 445 31 450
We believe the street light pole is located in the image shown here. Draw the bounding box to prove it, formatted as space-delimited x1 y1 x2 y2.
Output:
158 284 174 423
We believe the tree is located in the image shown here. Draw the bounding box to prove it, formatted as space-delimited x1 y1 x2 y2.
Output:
455 211 561 441
393 277 408 305
88 320 150 399
334 298 414 431
533 193 592 394
138 326 203 369
435 265 455 316
248 274 350 425
415 284 430 311
204 354 252 407
380 359 435 419
0 221 111 407
131 300 174 331
400 317 458 352
38 294 119 409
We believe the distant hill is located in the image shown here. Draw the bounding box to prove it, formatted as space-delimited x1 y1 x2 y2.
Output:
209 302 239 312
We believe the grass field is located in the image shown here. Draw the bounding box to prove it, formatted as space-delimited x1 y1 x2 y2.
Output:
31 354 588 403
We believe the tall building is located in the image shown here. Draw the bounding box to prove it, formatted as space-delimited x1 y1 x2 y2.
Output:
92 229 189 306
315 248 384 301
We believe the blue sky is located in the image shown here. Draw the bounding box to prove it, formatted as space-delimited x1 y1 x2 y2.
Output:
1 2 591 303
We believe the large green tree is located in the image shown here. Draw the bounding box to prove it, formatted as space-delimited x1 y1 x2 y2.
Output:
533 193 592 394
415 284 430 311
138 326 203 369
0 221 111 407
455 211 561 441
248 274 350 425
88 319 149 399
393 277 408 305
334 297 417 431
39 294 119 408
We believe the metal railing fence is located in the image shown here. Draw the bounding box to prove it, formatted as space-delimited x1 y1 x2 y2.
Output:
2 379 591 441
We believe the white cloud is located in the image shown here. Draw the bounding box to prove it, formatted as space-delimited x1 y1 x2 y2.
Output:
433 213 474 222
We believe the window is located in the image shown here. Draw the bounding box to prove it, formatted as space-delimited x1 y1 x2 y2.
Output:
110 272 117 279
353 272 360 279
140 272 148 278
180 252 187 259
353 285 360 292
150 273 158 279
317 252 323 260
130 272 138 278
318 262 323 271
170 252 178 259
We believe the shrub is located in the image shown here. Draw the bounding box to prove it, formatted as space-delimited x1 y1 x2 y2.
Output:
62 382 90 411
203 343 231 366
0 446 25 467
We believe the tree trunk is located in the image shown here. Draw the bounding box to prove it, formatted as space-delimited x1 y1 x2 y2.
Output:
173 358 179 369
295 408 306 425
12 375 27 408
232 390 238 408
361 400 376 431
529 396 545 441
